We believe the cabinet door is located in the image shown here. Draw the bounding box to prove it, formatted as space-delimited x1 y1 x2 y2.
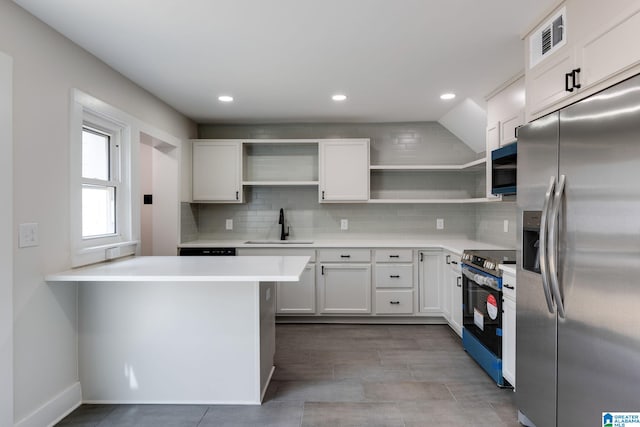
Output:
319 139 369 202
450 271 463 337
499 111 524 147
525 48 576 120
578 5 640 90
418 251 441 315
318 264 371 313
502 296 516 386
192 140 242 202
276 264 315 314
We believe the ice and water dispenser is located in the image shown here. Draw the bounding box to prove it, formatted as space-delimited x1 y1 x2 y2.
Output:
522 211 542 274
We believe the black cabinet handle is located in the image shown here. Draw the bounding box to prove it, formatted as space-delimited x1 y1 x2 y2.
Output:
451 260 458 265
235 191 239 200
321 265 325 275
322 190 325 200
515 125 522 139
457 277 462 287
340 255 351 258
390 301 400 305
504 284 515 290
389 255 400 258
565 72 574 92
420 253 424 262
390 275 400 278
446 255 451 264
572 68 581 89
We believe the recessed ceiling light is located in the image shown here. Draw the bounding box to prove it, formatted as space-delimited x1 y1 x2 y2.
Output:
218 95 234 102
440 93 456 100
332 94 347 101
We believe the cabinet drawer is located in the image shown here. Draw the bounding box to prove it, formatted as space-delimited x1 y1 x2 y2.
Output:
374 249 413 263
375 264 413 288
375 290 413 314
237 248 316 262
318 249 371 263
502 271 516 300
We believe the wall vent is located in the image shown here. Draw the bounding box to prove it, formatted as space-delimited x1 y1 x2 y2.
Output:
530 7 566 68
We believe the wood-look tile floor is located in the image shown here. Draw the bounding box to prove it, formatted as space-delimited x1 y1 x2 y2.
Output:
56 324 520 426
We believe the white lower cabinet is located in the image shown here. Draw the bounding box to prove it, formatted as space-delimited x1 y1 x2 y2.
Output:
418 250 442 315
318 264 372 314
444 252 463 337
276 264 315 314
502 269 516 387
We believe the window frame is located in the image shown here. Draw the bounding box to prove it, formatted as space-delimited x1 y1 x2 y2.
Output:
70 91 137 267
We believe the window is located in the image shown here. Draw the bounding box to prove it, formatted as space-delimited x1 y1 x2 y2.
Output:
71 90 136 266
81 126 118 238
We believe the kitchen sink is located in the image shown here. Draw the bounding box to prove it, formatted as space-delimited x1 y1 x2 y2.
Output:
244 240 314 245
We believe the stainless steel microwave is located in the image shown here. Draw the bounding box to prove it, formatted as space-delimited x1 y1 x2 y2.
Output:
491 142 517 195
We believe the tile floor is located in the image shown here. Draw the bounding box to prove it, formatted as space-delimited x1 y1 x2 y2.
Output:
56 324 520 426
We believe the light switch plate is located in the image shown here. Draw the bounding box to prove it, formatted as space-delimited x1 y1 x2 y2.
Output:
340 219 348 230
19 223 39 248
504 219 509 233
226 219 233 230
436 218 444 230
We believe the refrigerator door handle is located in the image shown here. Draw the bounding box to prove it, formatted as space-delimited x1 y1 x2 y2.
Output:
548 174 566 318
539 176 556 313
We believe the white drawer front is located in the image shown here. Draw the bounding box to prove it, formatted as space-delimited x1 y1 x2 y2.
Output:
374 264 413 288
237 248 316 262
375 290 413 314
318 249 371 263
502 271 516 300
375 249 413 263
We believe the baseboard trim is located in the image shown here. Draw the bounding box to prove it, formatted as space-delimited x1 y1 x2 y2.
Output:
15 382 81 427
276 316 447 325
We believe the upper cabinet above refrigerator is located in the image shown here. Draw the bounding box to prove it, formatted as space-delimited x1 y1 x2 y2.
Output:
524 0 640 121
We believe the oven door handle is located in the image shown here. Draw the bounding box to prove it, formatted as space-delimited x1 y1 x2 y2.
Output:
461 267 500 292
539 176 556 314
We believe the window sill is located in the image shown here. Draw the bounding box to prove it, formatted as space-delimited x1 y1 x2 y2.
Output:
72 240 138 268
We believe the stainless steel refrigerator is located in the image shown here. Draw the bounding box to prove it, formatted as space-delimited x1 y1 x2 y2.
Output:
517 73 640 427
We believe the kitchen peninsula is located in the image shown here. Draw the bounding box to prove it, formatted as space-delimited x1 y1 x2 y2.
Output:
46 255 310 405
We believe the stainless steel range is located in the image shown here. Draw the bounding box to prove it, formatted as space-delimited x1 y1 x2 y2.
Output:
461 249 515 386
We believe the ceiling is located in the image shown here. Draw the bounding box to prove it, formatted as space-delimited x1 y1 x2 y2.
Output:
15 0 556 124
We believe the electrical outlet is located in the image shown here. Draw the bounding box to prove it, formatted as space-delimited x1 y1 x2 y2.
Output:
19 223 39 248
225 219 233 230
503 219 509 233
340 219 349 230
436 218 444 230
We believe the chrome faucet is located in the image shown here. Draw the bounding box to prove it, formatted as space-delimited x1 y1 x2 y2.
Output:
279 208 290 241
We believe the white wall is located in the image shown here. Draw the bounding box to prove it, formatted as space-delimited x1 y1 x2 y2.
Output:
0 50 14 427
0 2 196 425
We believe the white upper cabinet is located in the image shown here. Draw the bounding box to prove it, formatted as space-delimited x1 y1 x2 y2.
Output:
485 75 524 197
319 139 369 202
525 0 640 121
192 140 242 202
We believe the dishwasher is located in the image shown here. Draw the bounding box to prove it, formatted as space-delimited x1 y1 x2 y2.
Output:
178 247 236 256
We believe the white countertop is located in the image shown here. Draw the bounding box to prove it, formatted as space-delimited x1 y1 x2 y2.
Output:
179 238 512 256
46 256 310 282
499 264 516 275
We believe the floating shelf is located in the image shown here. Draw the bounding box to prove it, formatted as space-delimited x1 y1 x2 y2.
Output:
368 197 500 204
369 158 486 171
243 181 319 186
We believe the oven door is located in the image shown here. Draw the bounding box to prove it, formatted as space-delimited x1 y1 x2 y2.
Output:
462 265 503 356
